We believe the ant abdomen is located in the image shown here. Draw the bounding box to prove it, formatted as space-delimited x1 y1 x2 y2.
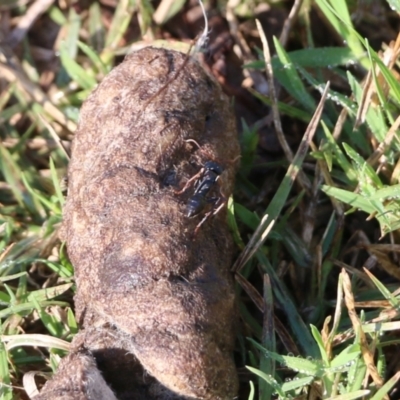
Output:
186 193 206 217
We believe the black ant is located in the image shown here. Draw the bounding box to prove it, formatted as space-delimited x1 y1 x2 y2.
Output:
175 139 233 235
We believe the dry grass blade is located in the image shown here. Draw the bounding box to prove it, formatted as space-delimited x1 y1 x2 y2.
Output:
332 107 348 140
36 113 71 160
333 307 400 346
363 245 400 281
226 3 268 95
0 244 15 264
354 68 373 129
341 269 386 395
263 275 274 347
153 0 184 25
273 316 300 355
1 138 65 150
2 334 71 352
332 259 375 288
143 44 193 109
316 149 345 216
7 0 55 48
321 316 331 355
0 44 76 134
23 371 42 399
262 274 275 355
283 80 330 183
355 32 400 129
279 0 303 48
367 113 400 166
325 270 344 357
301 164 323 246
233 82 330 274
354 300 392 309
231 215 274 273
365 243 400 253
227 0 252 58
320 106 346 217
235 272 264 312
256 18 311 193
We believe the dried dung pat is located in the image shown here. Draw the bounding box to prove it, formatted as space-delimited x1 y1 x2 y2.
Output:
35 46 240 400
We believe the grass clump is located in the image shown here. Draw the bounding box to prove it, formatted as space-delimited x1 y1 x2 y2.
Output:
1 0 400 399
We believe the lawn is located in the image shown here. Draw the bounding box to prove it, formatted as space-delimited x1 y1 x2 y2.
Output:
1 0 400 399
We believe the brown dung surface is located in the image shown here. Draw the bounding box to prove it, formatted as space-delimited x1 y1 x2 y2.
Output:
37 46 240 399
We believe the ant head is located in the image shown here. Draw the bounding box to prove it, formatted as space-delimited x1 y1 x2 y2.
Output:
204 161 224 175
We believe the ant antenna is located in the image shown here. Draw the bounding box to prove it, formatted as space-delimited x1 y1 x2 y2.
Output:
184 138 201 149
193 0 209 54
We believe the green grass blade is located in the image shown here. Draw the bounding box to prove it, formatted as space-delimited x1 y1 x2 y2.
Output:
64 7 81 59
246 365 285 398
248 381 255 400
310 325 329 365
32 297 62 337
342 143 383 190
21 173 59 215
59 43 97 90
257 253 319 357
259 275 274 400
0 337 12 400
49 158 65 208
329 343 360 371
347 356 367 392
103 0 136 61
254 83 329 245
249 340 323 377
369 371 400 400
77 41 109 76
26 284 73 303
273 37 315 111
247 47 356 70
0 301 70 319
320 121 357 182
298 65 356 113
88 2 105 52
227 198 245 249
385 0 400 12
369 184 400 201
314 0 367 68
364 270 399 307
281 375 314 392
321 185 376 214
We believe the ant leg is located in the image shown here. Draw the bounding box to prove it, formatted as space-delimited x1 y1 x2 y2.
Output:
211 184 227 217
229 155 241 165
193 191 227 237
174 138 205 195
184 138 201 149
192 200 226 237
174 168 204 195
185 138 216 161
193 210 213 236
211 200 226 217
